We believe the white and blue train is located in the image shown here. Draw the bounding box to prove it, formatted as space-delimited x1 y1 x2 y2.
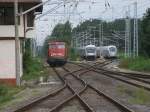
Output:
97 45 117 58
78 45 117 59
78 45 97 60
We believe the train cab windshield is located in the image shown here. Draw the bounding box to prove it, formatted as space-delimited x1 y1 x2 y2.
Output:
58 44 65 49
49 43 65 49
109 47 116 52
86 48 96 53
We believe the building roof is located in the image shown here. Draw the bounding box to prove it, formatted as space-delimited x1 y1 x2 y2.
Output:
0 0 42 3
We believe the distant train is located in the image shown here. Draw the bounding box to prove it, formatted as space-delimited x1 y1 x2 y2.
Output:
78 45 117 60
97 45 117 58
47 41 68 66
78 45 97 60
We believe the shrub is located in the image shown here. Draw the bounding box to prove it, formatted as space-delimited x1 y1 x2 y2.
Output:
22 58 46 81
130 88 150 105
119 57 150 72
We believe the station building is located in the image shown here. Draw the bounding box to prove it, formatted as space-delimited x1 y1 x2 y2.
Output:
0 0 42 85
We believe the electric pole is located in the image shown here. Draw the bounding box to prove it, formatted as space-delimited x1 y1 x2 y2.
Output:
125 6 131 57
14 0 20 86
101 23 104 46
133 1 139 57
99 23 102 58
99 24 101 47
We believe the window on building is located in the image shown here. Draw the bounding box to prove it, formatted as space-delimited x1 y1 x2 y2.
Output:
0 7 14 25
0 7 19 25
0 8 5 25
27 11 35 27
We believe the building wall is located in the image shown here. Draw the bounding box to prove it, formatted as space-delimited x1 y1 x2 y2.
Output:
0 40 23 85
0 40 15 78
0 25 24 37
0 40 16 84
0 4 39 85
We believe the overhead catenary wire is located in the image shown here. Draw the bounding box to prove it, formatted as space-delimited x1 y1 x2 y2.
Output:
35 2 64 20
100 0 150 21
36 0 150 48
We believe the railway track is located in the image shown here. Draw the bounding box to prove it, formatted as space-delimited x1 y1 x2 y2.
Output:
12 60 135 112
117 71 150 79
12 63 96 112
68 60 112 69
11 68 84 112
92 63 150 91
71 61 150 91
13 84 74 112
61 66 134 112
50 68 92 112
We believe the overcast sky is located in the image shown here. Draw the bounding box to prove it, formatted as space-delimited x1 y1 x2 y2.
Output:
35 0 150 45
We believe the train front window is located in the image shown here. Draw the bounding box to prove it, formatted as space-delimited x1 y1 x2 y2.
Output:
109 47 115 52
49 44 57 49
49 44 65 49
58 44 65 49
86 48 95 53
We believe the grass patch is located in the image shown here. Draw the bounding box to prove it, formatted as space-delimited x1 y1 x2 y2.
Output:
130 88 150 105
117 85 150 105
0 84 23 108
119 57 150 72
117 85 133 96
23 58 48 81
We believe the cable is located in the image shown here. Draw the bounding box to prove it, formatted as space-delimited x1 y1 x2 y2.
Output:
35 2 64 20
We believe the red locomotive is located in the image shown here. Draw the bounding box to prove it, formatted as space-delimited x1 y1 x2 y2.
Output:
47 41 68 66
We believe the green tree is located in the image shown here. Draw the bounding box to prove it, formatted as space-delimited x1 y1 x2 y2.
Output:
141 8 150 57
51 21 72 45
42 21 72 57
